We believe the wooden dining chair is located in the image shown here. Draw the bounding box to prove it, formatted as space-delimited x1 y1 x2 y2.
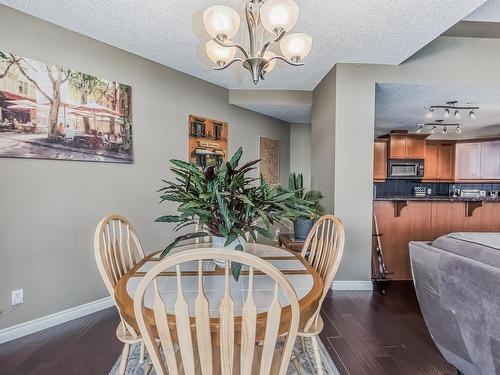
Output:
94 214 151 375
133 248 300 375
298 215 345 375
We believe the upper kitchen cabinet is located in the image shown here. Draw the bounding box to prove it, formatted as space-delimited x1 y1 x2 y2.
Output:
373 140 387 181
388 134 427 159
481 140 500 180
424 142 455 181
456 140 500 181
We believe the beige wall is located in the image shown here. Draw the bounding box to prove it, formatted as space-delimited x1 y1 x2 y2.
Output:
314 36 500 281
0 6 291 329
311 66 336 213
290 123 311 190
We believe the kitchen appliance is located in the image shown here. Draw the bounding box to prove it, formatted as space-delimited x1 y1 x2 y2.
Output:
460 189 483 198
413 186 427 197
489 190 499 198
388 159 425 179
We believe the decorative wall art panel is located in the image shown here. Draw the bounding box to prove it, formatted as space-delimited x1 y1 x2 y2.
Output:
188 114 228 168
259 136 280 184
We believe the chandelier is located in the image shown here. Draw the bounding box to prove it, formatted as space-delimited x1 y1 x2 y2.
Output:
202 0 312 84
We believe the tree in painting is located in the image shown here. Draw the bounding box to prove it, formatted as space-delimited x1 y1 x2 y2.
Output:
0 50 133 163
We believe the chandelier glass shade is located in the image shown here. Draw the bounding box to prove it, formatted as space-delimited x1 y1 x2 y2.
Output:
203 5 241 39
202 0 312 84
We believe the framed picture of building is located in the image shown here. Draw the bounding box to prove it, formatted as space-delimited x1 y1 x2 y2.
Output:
0 50 133 163
259 136 280 184
188 115 228 168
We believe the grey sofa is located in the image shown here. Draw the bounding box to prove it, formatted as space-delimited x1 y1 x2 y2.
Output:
410 233 500 375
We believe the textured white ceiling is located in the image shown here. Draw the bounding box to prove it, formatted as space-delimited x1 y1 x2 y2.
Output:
0 0 488 91
375 83 500 139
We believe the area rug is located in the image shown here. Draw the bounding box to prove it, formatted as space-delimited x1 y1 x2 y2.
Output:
109 337 340 374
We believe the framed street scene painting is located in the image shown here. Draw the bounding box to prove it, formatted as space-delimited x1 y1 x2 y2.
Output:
0 50 133 163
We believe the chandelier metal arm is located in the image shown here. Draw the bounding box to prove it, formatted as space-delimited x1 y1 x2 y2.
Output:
213 37 250 59
213 58 245 71
259 29 287 57
268 55 304 66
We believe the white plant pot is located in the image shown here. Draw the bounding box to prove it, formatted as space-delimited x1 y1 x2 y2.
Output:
212 235 246 268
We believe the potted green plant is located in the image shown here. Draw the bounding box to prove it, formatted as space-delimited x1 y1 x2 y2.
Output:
288 172 324 240
156 147 313 279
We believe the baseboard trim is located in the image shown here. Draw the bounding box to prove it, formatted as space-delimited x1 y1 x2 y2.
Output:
0 296 114 344
332 280 373 291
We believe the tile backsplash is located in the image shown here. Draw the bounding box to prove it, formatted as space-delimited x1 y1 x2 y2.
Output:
374 180 500 198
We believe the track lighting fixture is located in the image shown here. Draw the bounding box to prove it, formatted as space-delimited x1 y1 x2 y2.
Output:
427 101 478 124
416 121 460 135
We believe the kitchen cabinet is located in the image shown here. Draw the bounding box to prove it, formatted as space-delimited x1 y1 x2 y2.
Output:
456 140 500 181
481 140 500 180
373 140 387 181
424 142 455 181
373 200 500 280
389 135 426 159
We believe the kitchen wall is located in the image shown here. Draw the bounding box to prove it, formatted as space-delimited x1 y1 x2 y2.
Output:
313 36 500 282
290 123 311 190
0 5 291 330
374 180 500 198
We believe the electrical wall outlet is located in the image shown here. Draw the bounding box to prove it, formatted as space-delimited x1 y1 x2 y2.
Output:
11 289 23 305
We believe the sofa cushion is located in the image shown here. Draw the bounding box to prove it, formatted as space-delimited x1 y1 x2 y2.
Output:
431 232 500 269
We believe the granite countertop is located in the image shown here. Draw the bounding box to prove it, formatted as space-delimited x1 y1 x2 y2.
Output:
374 196 500 202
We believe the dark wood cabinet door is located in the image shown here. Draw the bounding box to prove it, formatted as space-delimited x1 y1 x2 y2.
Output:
424 143 438 180
437 143 455 181
373 141 387 181
389 137 407 158
406 138 426 159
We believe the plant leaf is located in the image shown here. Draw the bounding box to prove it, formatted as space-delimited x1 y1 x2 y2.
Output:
155 215 180 223
160 232 208 258
229 147 243 168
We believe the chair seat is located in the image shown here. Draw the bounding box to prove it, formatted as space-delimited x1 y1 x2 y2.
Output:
298 315 324 337
116 323 143 344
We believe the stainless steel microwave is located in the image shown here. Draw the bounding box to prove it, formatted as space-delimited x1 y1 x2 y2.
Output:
388 159 425 179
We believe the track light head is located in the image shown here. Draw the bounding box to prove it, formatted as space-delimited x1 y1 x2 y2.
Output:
430 126 436 134
442 126 448 134
444 108 450 117
469 110 477 120
416 125 424 133
427 108 434 118
454 110 461 119
456 126 462 134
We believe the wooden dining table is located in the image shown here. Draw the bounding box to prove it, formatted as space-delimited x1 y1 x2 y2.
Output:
114 242 323 343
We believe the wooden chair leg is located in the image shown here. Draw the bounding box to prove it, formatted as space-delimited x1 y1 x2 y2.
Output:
300 337 307 353
118 343 130 375
311 336 324 375
144 363 153 375
139 342 145 364
290 352 302 375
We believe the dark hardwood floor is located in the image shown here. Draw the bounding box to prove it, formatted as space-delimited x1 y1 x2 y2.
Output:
319 281 456 375
0 281 456 375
